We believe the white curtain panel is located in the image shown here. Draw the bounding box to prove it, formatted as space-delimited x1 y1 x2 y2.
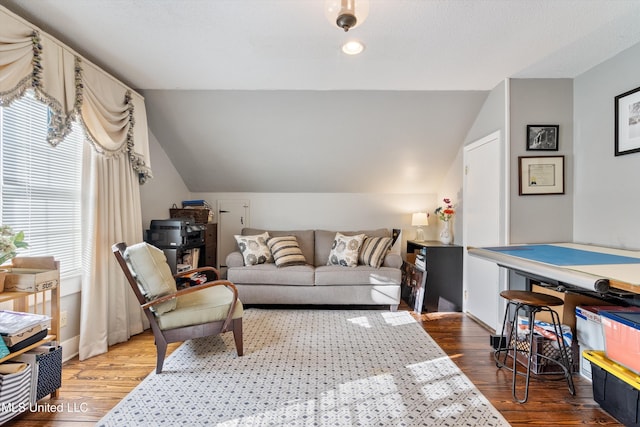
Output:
1 5 153 359
79 145 147 360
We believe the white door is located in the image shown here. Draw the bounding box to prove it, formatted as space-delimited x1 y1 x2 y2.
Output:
218 200 250 271
463 131 507 332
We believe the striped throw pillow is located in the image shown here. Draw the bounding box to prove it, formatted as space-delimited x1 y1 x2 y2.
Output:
358 236 393 268
267 236 307 267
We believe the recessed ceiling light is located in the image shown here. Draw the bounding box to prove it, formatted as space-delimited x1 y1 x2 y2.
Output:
342 40 365 55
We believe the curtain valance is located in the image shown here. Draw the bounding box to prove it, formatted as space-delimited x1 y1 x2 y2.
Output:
0 6 152 183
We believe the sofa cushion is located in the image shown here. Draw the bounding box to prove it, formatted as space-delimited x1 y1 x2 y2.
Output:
242 228 315 265
124 242 177 314
327 232 365 267
315 265 402 286
234 232 273 265
267 235 307 267
227 264 315 286
359 236 393 268
314 229 390 266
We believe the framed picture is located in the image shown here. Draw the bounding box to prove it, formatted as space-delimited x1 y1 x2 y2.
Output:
518 156 564 195
615 86 640 156
526 125 559 151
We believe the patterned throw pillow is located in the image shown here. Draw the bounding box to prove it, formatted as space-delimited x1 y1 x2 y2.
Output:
359 236 393 268
267 236 307 267
234 232 273 265
327 233 365 267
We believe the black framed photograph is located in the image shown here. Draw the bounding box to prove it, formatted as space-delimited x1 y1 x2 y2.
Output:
526 125 559 151
615 85 640 156
518 156 564 195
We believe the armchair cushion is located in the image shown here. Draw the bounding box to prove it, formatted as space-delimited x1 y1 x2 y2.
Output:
124 242 177 314
156 285 243 330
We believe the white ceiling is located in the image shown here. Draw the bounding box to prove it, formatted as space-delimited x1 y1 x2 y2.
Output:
2 0 640 194
3 0 640 91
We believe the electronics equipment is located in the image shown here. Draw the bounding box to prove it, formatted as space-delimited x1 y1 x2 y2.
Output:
145 219 205 249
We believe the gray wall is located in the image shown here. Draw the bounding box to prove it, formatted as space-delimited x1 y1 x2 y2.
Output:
464 80 506 146
509 79 574 244
140 132 192 230
573 42 640 250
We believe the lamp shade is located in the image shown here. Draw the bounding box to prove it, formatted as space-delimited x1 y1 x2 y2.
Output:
411 212 429 227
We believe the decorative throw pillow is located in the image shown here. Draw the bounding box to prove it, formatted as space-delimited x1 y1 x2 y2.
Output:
359 236 393 268
327 232 365 267
267 236 307 267
124 242 177 314
234 232 273 265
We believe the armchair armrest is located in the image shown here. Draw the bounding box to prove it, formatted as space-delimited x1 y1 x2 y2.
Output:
142 280 238 310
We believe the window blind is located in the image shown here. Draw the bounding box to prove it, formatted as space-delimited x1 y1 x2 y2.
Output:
1 91 83 278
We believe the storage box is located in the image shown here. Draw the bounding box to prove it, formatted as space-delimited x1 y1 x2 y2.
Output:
576 305 640 380
15 345 62 403
601 311 640 375
0 363 32 424
4 257 59 293
532 284 614 332
507 322 579 374
584 350 640 427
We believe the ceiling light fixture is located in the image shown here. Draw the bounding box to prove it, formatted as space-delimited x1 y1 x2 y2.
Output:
325 0 369 32
342 40 365 55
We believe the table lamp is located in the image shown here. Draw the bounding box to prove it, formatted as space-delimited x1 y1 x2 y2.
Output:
412 212 429 241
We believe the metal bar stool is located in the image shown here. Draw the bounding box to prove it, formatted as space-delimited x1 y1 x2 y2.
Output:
495 290 576 403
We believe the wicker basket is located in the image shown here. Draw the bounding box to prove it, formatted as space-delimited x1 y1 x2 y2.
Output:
507 324 579 374
169 208 210 224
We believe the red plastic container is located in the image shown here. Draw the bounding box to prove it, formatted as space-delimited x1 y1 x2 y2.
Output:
601 311 640 375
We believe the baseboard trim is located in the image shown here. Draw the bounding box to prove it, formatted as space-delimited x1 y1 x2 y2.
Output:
60 335 79 362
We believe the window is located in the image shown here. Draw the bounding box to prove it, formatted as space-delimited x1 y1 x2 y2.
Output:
0 91 83 278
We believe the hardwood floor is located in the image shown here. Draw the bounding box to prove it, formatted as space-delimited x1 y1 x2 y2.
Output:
8 306 621 426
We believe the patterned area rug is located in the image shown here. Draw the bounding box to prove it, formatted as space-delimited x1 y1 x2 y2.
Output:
98 309 510 426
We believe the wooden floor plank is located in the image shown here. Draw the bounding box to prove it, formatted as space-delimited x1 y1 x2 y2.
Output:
7 306 622 426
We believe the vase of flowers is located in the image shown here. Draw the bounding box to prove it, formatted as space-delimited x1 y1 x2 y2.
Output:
434 198 455 244
0 225 28 292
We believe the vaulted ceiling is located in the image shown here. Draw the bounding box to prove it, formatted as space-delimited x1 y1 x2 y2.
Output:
3 0 640 193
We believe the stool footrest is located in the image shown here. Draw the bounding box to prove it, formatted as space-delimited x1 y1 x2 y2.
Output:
497 291 576 403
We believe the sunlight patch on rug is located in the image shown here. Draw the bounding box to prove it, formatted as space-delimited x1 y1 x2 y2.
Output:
98 309 509 426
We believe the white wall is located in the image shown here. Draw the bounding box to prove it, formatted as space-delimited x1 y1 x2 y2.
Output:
573 42 640 250
192 192 439 254
437 149 464 244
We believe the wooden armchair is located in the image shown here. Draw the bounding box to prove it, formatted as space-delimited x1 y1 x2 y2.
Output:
112 242 243 373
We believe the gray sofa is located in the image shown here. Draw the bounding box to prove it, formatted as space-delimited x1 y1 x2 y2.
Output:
225 228 402 310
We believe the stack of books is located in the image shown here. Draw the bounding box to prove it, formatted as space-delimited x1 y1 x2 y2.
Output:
0 311 51 356
182 199 212 209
